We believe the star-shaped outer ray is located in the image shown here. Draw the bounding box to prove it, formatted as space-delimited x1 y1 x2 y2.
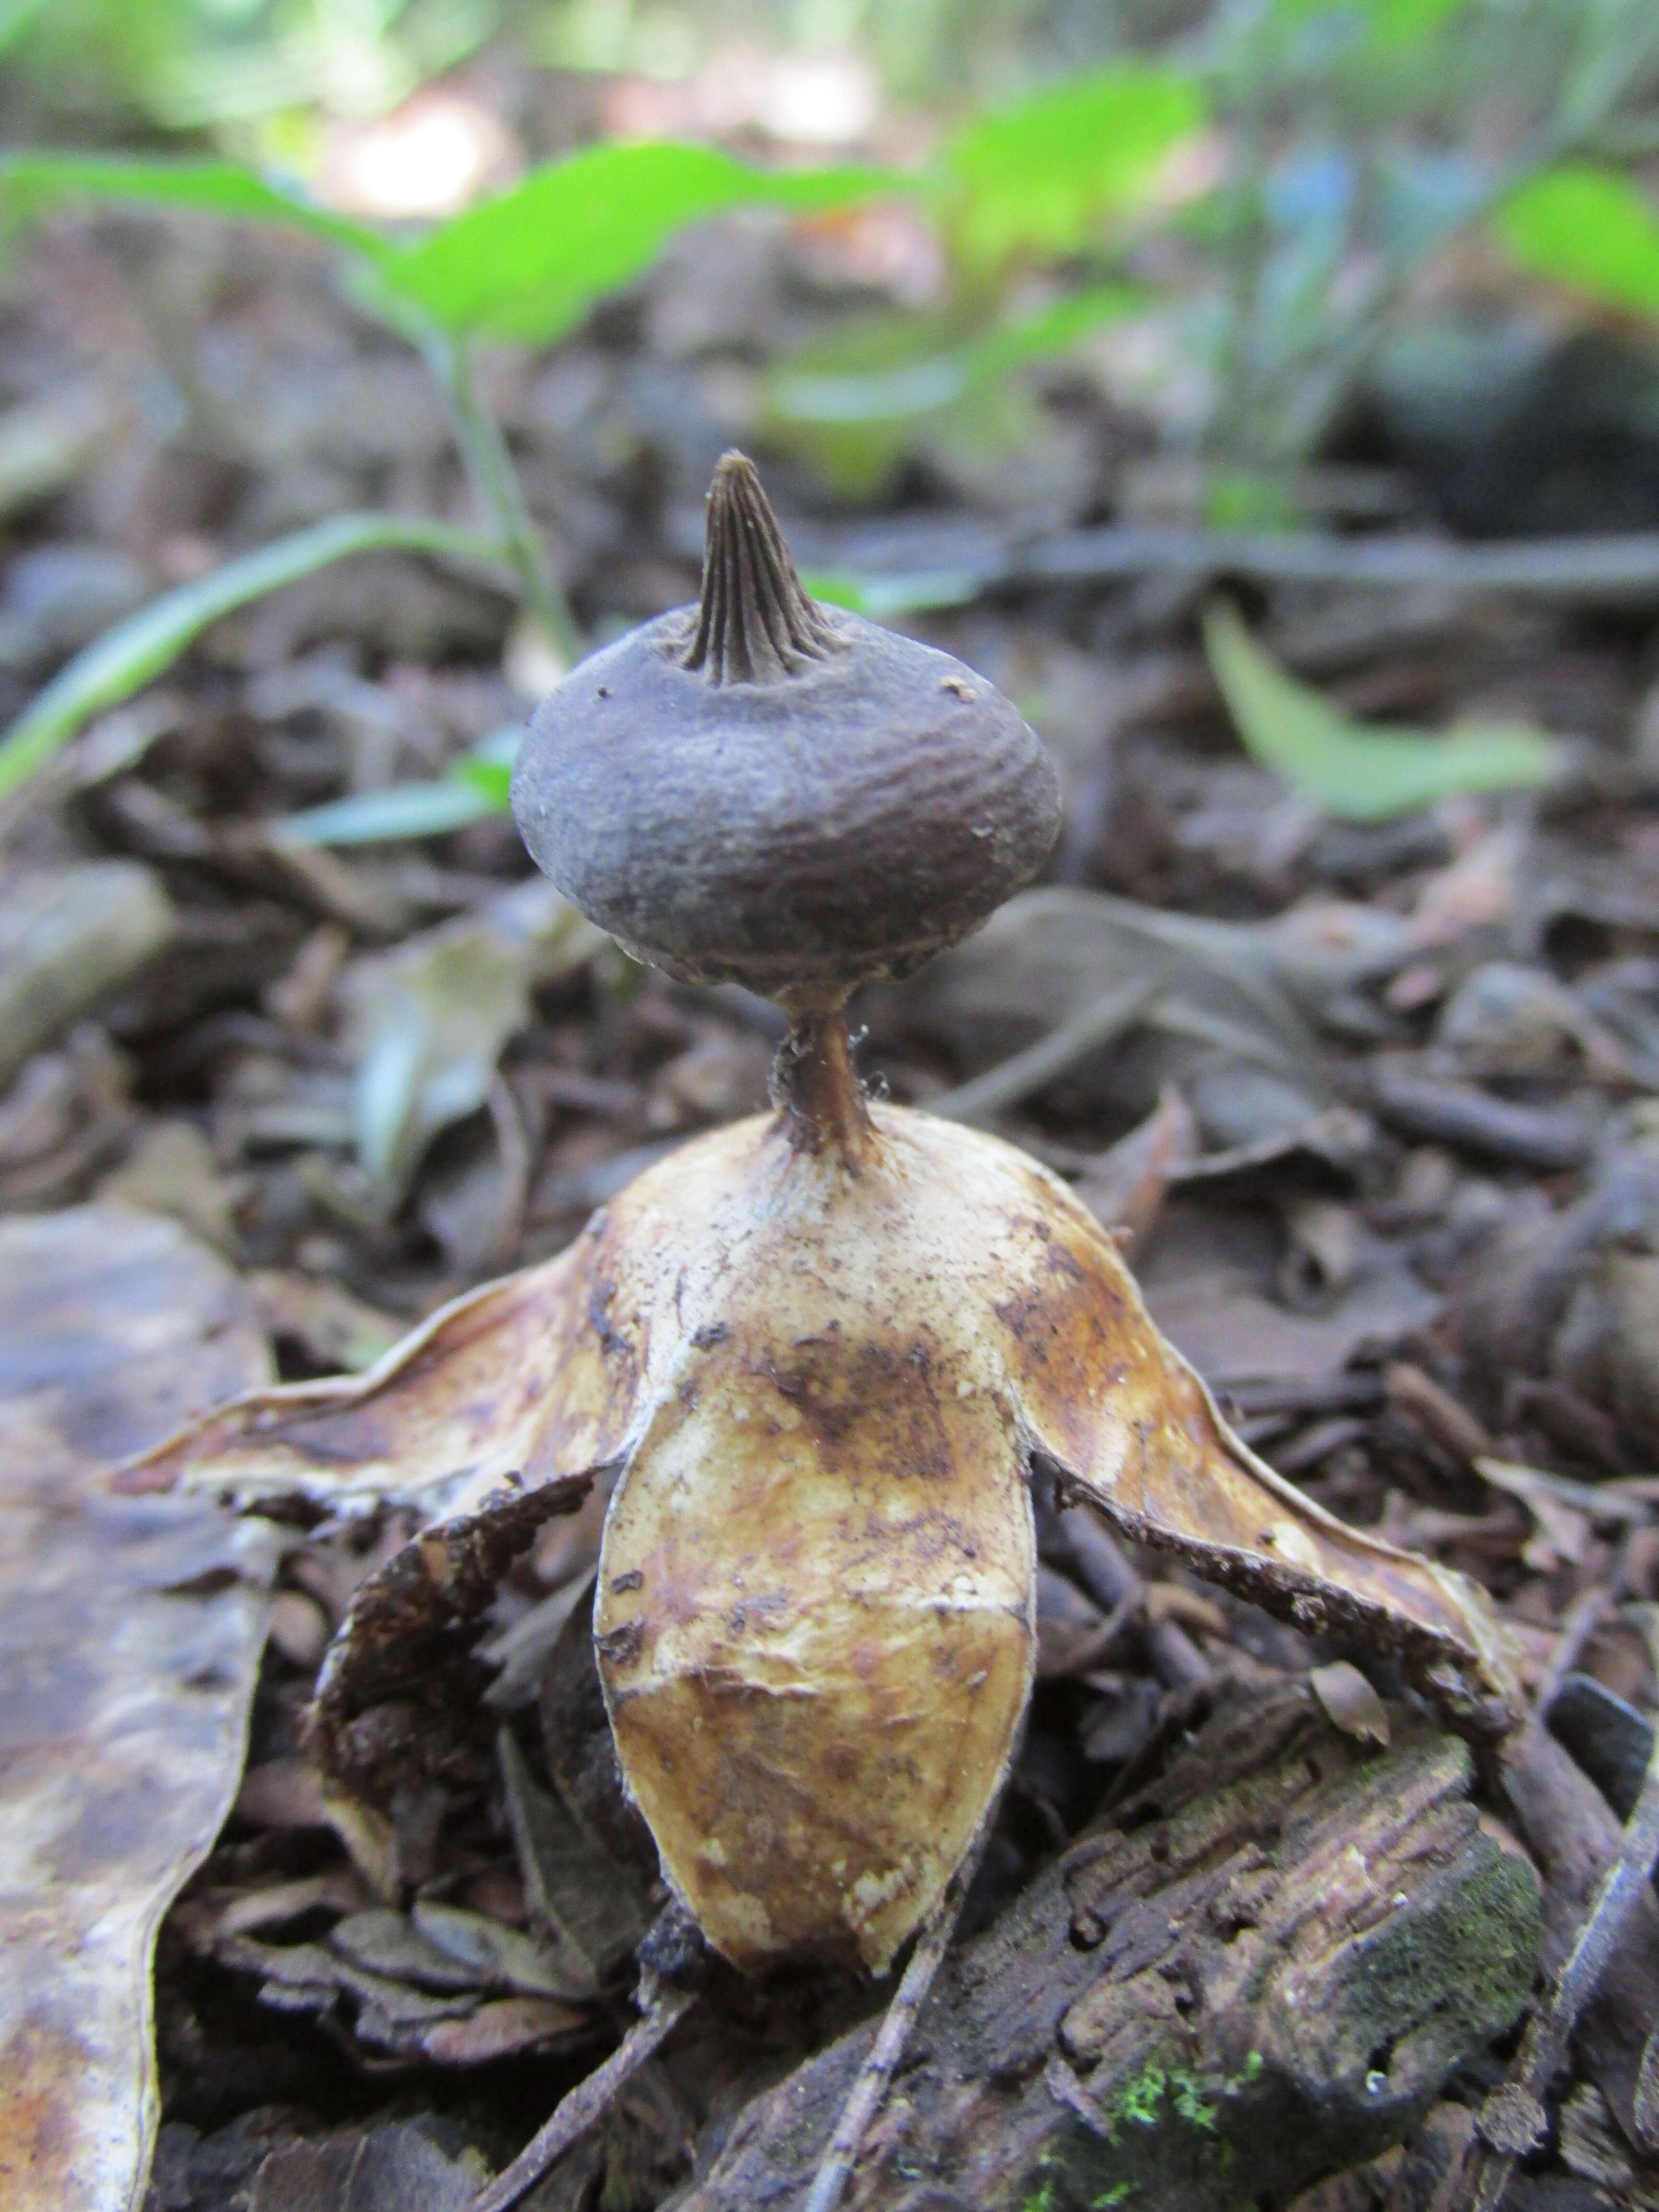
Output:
120 1103 1518 1976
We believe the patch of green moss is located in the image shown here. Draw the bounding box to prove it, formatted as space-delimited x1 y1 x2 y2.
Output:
1097 2051 1263 2146
1022 2155 1135 2210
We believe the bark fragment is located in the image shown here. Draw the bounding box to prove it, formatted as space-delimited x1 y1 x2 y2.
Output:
676 1679 1542 2212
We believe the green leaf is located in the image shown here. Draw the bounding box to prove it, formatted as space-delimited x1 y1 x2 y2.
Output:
0 151 388 263
382 142 902 343
1261 0 1469 45
0 512 508 802
452 755 514 806
277 778 504 846
770 286 1140 425
1203 599 1559 821
1366 0 1471 45
970 285 1145 381
279 727 518 845
766 285 1140 499
1497 165 1659 320
802 567 985 619
938 65 1203 273
0 0 48 56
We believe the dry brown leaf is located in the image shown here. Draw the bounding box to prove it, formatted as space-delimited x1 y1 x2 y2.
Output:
1476 1457 1593 1573
1072 1082 1199 1250
1310 1659 1393 1747
0 1206 273 2212
341 878 604 1204
415 1997 589 2066
247 2122 488 2212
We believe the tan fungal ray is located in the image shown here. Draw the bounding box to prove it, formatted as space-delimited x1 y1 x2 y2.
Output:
116 1237 637 1523
115 1236 640 1798
977 1131 1520 1728
130 1099 1517 1972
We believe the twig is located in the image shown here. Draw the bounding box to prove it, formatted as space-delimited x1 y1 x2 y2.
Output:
1535 1587 1613 1722
1055 1503 1210 1691
1456 1620 1659 2212
824 525 1659 625
1385 1362 1494 1467
928 980 1157 1125
1371 1072 1592 1172
1012 526 1659 605
802 1821 993 2212
1535 1524 1650 1729
483 1073 536 1274
464 1979 697 2212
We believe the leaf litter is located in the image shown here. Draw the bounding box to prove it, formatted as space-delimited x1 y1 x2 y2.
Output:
1 180 1659 2212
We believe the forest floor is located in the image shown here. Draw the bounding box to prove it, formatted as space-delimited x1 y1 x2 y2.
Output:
5 193 1659 2212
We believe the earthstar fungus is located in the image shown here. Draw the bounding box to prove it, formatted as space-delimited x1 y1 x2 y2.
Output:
125 457 1517 1994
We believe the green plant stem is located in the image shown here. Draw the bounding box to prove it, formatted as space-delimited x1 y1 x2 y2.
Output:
1206 92 1272 481
418 325 583 668
1201 0 1659 494
0 512 509 803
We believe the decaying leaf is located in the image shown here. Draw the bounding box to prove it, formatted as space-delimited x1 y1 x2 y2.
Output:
247 2120 489 2212
902 883 1385 1153
0 1206 274 2212
341 877 604 1204
498 1729 653 1990
1449 1138 1659 1459
127 1100 1517 1982
0 859 175 1088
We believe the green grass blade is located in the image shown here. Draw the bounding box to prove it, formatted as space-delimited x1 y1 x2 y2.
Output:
0 151 388 262
278 730 519 845
966 285 1146 383
1498 165 1659 320
0 513 508 802
277 777 505 845
1203 599 1559 821
383 141 902 343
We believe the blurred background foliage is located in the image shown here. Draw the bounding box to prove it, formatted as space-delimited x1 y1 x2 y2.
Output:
0 0 1178 135
3 0 1659 803
3 0 1657 524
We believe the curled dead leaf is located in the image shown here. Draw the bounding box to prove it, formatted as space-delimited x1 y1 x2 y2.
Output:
1309 1659 1392 1747
341 877 605 1206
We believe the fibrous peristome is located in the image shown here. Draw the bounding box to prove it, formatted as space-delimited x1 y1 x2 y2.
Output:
125 1101 1516 1979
